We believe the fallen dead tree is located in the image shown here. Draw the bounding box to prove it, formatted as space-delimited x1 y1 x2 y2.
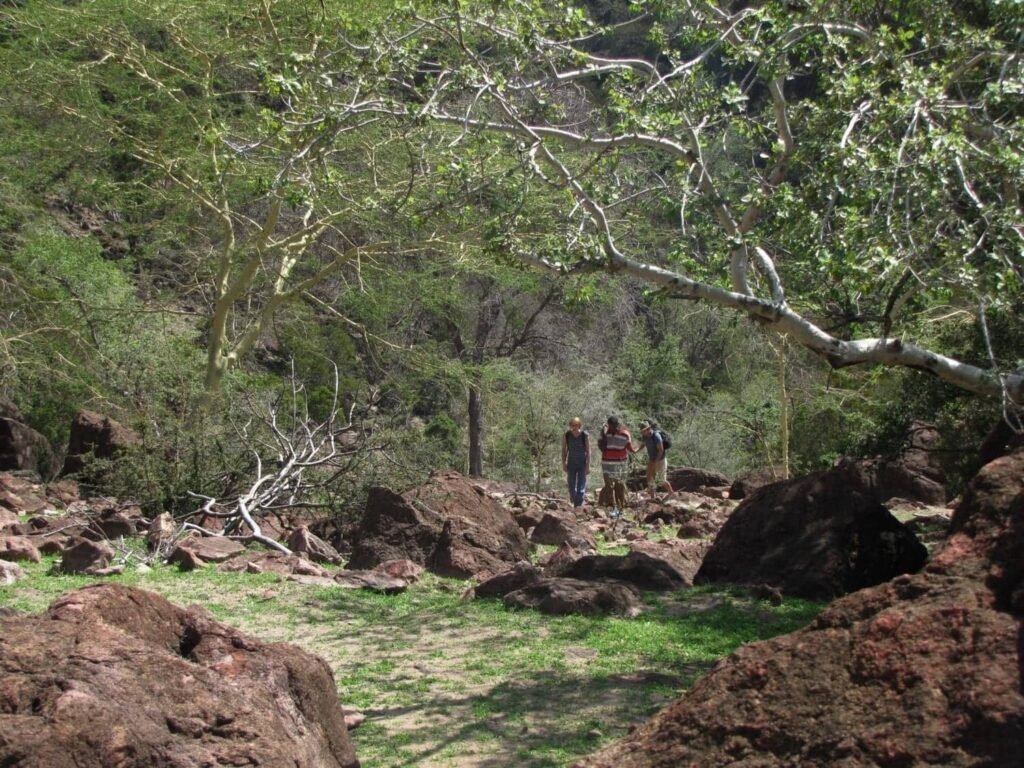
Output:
181 365 366 555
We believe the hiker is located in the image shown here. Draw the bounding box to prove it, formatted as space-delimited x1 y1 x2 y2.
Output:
598 415 639 514
638 419 673 499
561 416 590 509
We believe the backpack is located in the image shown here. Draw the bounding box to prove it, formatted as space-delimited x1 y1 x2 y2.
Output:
657 429 672 450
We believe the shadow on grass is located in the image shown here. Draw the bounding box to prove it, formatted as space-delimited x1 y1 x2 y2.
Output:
302 584 822 767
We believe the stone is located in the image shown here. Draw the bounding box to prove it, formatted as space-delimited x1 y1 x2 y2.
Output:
58 537 115 575
575 449 1024 768
288 525 343 565
696 460 927 600
0 584 358 767
504 577 644 617
61 410 140 477
0 536 41 564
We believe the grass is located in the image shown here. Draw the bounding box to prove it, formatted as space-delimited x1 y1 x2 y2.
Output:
0 547 823 767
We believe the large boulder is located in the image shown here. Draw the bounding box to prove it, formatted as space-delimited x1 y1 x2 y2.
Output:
696 460 927 600
61 410 140 477
875 420 947 504
575 450 1024 768
0 399 58 478
346 486 445 569
0 584 358 767
431 516 530 579
348 472 529 577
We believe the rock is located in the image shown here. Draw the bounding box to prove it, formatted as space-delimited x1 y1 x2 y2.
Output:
61 410 140 477
474 561 543 599
562 549 689 591
0 584 359 767
0 400 59 478
511 503 546 532
696 460 928 600
346 486 445 569
529 511 590 546
289 525 343 565
0 559 26 585
431 516 531 579
407 470 529 559
504 577 644 617
167 534 246 570
58 537 115 575
348 473 530 579
628 539 709 585
0 535 41 564
575 449 1024 768
666 467 731 494
538 537 597 577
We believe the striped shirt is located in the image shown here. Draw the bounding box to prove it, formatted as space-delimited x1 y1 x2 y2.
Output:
601 428 633 462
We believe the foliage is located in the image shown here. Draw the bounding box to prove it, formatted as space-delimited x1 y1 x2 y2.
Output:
360 0 1024 401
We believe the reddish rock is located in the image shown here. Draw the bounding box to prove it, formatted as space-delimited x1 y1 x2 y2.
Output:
505 577 644 617
347 486 445 569
61 410 140 477
0 536 41 564
529 511 589 546
288 525 343 565
167 534 245 570
628 539 709 585
431 516 529 579
538 537 597 577
696 460 927 599
511 503 546 532
562 549 689 591
729 467 786 500
0 584 359 767
348 473 529 578
58 537 115 574
575 450 1024 768
474 561 543 599
0 400 58 477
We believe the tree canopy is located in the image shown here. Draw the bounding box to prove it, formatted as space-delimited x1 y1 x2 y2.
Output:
359 0 1023 401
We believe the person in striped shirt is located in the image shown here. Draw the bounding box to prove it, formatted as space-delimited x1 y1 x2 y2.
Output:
598 415 640 513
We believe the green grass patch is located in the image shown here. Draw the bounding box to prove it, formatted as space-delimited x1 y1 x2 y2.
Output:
0 545 824 767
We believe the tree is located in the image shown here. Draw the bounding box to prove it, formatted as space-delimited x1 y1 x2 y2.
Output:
365 0 1024 409
32 0 428 391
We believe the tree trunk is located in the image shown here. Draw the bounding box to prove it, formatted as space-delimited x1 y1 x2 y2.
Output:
467 384 484 478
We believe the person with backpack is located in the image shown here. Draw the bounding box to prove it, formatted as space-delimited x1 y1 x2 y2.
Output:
598 415 640 515
561 416 590 509
638 419 674 500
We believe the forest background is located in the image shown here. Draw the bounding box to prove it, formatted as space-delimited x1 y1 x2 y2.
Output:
0 0 1021 523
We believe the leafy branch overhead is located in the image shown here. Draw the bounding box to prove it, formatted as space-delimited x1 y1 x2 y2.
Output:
357 0 1023 402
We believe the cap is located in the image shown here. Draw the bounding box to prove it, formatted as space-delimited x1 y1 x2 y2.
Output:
606 415 619 427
